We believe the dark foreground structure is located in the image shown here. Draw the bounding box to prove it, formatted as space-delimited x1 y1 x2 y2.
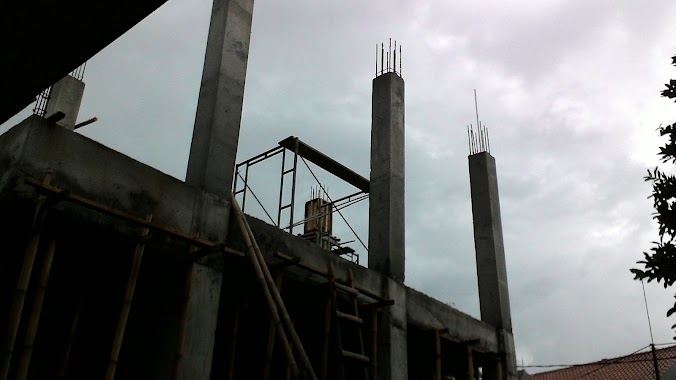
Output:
0 0 517 379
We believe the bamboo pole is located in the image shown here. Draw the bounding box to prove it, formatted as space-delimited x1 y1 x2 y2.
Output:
15 238 57 380
370 309 378 380
230 197 299 378
1 199 48 380
466 346 474 380
233 195 317 380
57 300 81 380
435 330 442 380
227 308 240 380
171 256 195 380
263 274 284 380
321 263 335 380
105 217 151 380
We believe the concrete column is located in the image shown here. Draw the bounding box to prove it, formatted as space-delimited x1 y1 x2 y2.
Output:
368 72 405 283
376 278 408 380
178 260 223 379
185 0 254 198
468 152 517 379
44 75 85 130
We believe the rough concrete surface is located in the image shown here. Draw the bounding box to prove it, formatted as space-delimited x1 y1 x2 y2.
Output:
44 75 85 130
369 72 406 283
0 115 230 243
469 152 512 331
186 0 255 198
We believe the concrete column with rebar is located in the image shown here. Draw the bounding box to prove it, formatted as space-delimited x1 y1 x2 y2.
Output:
44 76 85 130
468 151 517 379
368 71 407 380
185 0 254 199
368 72 405 283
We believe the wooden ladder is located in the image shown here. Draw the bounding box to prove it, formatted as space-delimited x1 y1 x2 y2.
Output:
322 263 370 380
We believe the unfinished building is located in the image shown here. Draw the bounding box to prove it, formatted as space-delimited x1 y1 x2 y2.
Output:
0 0 517 379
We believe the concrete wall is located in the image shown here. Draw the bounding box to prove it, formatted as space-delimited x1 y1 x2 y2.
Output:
406 288 498 353
233 215 503 371
0 116 228 379
0 115 229 243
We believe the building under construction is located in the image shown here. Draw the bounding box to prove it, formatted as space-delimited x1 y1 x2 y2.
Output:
0 0 517 379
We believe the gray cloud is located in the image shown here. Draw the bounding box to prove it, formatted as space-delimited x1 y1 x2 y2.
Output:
3 0 676 373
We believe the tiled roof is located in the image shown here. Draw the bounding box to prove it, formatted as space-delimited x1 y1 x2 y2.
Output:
531 345 676 380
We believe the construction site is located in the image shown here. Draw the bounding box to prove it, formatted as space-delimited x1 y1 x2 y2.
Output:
0 0 517 379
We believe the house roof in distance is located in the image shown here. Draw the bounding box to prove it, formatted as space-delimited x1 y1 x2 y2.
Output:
531 344 676 380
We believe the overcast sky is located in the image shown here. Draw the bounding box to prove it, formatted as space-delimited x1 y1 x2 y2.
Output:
4 0 676 373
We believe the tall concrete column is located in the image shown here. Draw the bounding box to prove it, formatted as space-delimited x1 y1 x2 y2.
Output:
369 71 407 380
368 72 405 283
185 0 254 199
180 0 253 377
44 75 85 130
468 152 516 379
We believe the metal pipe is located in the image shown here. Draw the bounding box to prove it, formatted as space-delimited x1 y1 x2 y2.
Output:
73 117 97 130
288 138 299 234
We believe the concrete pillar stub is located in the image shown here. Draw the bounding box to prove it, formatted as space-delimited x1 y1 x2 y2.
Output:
178 262 223 379
44 75 85 130
368 72 405 283
185 0 254 199
377 278 408 380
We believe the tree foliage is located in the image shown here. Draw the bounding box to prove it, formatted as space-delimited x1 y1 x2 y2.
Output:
631 54 676 335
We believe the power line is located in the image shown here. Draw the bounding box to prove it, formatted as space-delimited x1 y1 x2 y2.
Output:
519 354 676 368
642 279 656 345
518 344 676 370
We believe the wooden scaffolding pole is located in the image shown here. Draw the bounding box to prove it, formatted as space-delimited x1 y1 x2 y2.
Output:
1 196 49 380
320 263 335 380
105 216 151 380
263 274 284 380
57 299 81 380
15 238 57 380
230 195 300 378
240 201 318 380
227 307 240 380
171 243 197 380
435 328 448 380
466 346 475 380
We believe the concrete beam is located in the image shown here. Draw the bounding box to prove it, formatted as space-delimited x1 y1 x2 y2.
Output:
406 288 498 353
185 0 254 199
368 72 405 282
45 76 85 130
0 115 230 247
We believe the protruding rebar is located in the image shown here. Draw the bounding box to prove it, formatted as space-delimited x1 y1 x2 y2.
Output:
400 44 402 76
394 40 397 73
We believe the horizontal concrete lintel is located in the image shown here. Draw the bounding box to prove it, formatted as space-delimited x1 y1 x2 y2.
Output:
406 287 499 353
0 115 230 244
